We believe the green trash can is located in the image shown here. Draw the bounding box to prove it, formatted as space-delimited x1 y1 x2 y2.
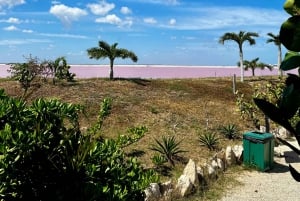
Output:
243 131 274 171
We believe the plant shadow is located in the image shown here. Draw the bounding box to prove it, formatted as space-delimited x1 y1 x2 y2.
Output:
126 149 145 157
113 78 151 86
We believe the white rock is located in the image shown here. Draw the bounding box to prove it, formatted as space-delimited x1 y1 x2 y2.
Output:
232 145 243 164
183 159 199 187
144 183 161 201
217 157 225 171
225 146 236 166
176 175 194 197
278 127 291 139
206 163 217 180
160 180 173 201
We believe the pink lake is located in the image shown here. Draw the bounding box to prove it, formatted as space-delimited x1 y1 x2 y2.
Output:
0 64 297 79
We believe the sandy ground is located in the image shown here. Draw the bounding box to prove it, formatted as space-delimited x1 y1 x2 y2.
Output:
219 139 300 201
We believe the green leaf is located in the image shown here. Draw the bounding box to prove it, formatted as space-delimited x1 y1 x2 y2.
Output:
289 164 300 182
281 51 300 70
280 16 300 52
253 98 291 129
279 84 300 118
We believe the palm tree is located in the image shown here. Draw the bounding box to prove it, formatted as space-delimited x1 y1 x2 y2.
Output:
87 40 138 80
219 31 259 82
266 32 282 76
238 57 273 76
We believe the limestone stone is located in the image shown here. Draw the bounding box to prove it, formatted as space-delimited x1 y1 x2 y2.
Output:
176 175 194 197
225 146 236 166
183 159 199 187
144 183 161 201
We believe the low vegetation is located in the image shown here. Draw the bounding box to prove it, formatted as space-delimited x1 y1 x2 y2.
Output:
0 74 281 200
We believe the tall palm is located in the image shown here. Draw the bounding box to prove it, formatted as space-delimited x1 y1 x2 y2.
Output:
87 40 138 80
219 31 259 82
266 32 282 76
238 57 273 76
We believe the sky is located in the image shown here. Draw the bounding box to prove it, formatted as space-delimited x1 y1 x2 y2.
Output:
0 0 290 65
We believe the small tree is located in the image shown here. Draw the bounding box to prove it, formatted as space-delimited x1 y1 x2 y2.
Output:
219 31 259 82
237 57 273 76
87 40 138 80
8 55 44 97
49 57 76 84
266 32 282 76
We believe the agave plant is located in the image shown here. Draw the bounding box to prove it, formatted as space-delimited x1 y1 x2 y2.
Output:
149 135 186 167
218 124 240 140
198 132 219 150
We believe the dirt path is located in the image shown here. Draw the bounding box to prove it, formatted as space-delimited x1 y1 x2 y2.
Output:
219 140 300 201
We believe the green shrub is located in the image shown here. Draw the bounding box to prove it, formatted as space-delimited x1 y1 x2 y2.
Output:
117 125 147 148
150 135 186 167
198 132 219 150
151 153 168 167
218 124 240 140
0 90 158 200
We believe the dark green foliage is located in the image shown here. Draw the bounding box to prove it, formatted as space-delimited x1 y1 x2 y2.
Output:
254 0 300 182
49 57 76 84
117 125 148 148
218 124 240 140
150 136 186 167
0 90 158 200
198 132 219 150
151 153 167 167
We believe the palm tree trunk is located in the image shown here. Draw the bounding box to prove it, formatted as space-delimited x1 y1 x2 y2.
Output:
252 68 255 76
239 49 244 82
109 59 114 80
278 45 283 76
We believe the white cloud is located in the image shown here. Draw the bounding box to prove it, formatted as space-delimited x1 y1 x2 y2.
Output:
95 14 121 25
22 29 33 33
87 0 115 15
39 33 88 39
169 18 176 25
120 6 132 15
0 0 25 9
0 17 21 24
165 6 288 31
3 25 18 31
144 17 157 24
125 0 179 5
49 4 87 26
0 39 50 45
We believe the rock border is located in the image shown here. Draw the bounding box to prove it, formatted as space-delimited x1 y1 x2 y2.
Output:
144 144 243 201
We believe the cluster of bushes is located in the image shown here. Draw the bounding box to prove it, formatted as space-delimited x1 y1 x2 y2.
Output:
8 55 75 97
0 89 158 200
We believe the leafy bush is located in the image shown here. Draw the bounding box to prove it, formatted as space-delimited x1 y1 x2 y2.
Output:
218 124 240 140
8 56 76 97
151 153 168 167
150 135 186 167
198 132 219 150
117 125 148 148
49 57 76 84
0 89 158 200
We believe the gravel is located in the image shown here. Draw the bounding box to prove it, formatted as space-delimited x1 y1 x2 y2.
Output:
219 139 300 201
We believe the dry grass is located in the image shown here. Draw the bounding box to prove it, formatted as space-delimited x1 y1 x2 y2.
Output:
0 76 276 196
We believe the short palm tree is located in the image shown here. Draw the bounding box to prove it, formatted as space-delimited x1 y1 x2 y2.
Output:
87 40 138 80
238 57 273 76
266 32 282 76
219 31 259 82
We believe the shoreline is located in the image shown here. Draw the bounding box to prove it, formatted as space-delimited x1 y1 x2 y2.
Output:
0 64 295 79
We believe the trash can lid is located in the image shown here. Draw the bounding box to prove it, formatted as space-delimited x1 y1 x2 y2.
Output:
243 131 274 140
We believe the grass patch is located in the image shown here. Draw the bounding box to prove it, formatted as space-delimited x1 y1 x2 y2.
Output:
0 76 281 200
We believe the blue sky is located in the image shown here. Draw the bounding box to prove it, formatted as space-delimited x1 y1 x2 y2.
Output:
0 0 289 65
